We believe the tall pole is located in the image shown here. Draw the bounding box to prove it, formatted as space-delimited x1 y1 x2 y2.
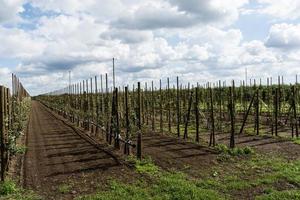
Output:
137 82 142 159
113 58 115 89
68 71 71 110
245 67 248 87
69 71 71 94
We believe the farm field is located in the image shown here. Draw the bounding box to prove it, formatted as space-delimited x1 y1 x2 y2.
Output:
2 1 300 200
1 74 300 199
10 101 300 200
1 74 300 200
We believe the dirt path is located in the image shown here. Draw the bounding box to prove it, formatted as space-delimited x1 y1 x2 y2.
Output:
23 101 136 199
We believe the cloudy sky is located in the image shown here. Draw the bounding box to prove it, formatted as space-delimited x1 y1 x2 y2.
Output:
0 0 300 95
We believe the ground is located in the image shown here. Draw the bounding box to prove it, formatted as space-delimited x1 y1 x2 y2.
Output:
22 101 139 200
1 101 300 200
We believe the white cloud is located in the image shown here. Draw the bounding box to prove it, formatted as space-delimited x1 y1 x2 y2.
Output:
257 0 300 20
0 67 11 88
241 40 279 65
0 0 24 23
265 23 300 49
0 27 45 59
101 29 153 44
29 0 126 22
1 0 300 95
112 1 197 30
113 0 248 30
169 0 248 26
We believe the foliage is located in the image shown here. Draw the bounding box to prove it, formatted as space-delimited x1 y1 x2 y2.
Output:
255 190 300 200
77 156 224 200
0 180 18 195
58 183 72 194
293 138 300 145
127 156 160 175
0 180 41 200
8 97 31 156
76 172 224 200
196 153 300 199
215 144 255 156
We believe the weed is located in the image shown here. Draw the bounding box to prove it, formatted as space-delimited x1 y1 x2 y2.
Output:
58 183 72 194
215 144 255 156
127 156 160 175
0 180 41 200
0 180 18 195
77 172 224 200
15 145 27 154
293 139 300 145
255 190 300 200
77 157 224 200
243 146 255 154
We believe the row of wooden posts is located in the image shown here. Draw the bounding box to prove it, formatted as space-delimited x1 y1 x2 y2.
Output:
39 75 299 160
0 74 30 181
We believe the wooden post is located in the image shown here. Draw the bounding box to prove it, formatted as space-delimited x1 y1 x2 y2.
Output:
176 77 180 137
292 86 299 138
256 86 259 135
195 85 200 142
80 82 83 127
137 82 142 160
0 86 7 181
99 75 103 126
229 81 235 148
105 74 109 142
239 89 257 134
124 87 130 154
159 79 163 133
145 82 149 126
219 80 223 133
275 88 278 136
141 84 145 125
209 86 215 146
167 78 171 133
114 88 120 149
85 79 89 130
109 90 115 145
90 78 94 133
151 81 155 131
278 76 281 124
95 76 99 133
184 91 193 139
75 84 80 120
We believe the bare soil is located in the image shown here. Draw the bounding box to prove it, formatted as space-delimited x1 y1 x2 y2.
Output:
22 101 300 199
139 130 300 177
23 101 137 200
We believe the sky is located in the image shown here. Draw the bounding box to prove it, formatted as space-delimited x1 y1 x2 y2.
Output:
0 0 300 95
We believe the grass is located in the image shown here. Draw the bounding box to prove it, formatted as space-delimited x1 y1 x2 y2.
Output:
15 145 27 154
127 156 160 175
195 172 253 193
77 153 300 200
0 180 41 200
293 138 300 145
215 144 255 156
243 126 272 136
255 190 300 200
77 172 225 200
77 158 224 200
0 180 18 195
58 183 72 194
249 155 300 185
194 153 300 198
